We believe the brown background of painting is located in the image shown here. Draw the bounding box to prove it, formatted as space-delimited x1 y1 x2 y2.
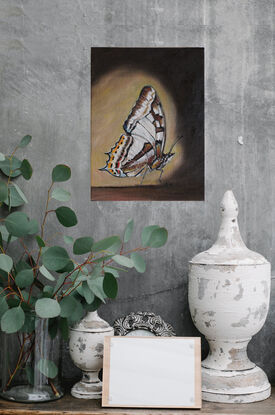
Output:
91 48 204 200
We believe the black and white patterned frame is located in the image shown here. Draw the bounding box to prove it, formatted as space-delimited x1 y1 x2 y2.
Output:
113 311 176 337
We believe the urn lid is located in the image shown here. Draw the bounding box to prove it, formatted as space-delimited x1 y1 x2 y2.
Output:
190 190 268 266
70 311 114 333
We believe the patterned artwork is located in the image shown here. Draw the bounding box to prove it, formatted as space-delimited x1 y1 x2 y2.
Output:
91 48 204 201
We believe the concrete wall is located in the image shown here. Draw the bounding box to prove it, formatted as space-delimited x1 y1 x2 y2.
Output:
1 0 274 382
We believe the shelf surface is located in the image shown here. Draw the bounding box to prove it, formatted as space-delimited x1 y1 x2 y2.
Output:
0 387 273 415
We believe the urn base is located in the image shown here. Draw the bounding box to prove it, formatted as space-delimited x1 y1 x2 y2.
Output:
71 378 102 400
202 366 271 403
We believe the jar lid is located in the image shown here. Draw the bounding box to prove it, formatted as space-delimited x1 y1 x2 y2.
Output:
70 311 113 333
190 191 268 266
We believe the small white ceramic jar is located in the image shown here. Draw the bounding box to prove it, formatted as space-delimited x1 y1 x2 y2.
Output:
69 311 114 399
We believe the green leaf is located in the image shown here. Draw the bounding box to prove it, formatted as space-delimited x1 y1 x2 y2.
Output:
20 159 33 180
39 265 55 281
0 153 5 161
82 281 95 304
131 252 146 273
59 318 69 341
37 359 58 379
3 184 26 208
0 182 8 202
73 237 93 255
103 266 119 278
20 311 35 333
69 300 84 322
51 187 71 202
52 164 71 182
87 277 106 303
0 232 2 250
113 255 133 268
0 156 22 178
55 206 77 227
0 254 13 273
63 235 74 245
148 227 168 248
27 219 39 235
43 285 54 297
56 260 74 273
5 212 31 237
42 246 70 271
13 183 28 203
124 219 134 243
53 273 66 293
36 235 45 248
0 296 8 318
92 236 121 253
103 272 118 299
15 269 34 288
60 296 78 317
15 260 31 273
1 306 25 333
84 296 102 312
19 135 32 148
35 298 61 318
0 225 17 243
141 225 159 247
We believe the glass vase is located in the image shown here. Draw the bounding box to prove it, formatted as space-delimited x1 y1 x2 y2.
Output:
0 313 64 402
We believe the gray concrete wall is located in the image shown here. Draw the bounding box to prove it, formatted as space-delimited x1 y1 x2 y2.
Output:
0 0 274 382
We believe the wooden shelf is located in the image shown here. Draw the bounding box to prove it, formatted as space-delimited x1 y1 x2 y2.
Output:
0 388 273 415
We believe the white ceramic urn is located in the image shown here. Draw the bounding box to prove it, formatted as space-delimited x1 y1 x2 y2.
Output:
188 190 271 403
69 311 114 399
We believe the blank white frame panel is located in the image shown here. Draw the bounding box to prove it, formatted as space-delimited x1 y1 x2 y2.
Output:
102 336 201 408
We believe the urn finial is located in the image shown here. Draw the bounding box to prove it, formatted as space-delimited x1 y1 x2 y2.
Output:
220 190 238 219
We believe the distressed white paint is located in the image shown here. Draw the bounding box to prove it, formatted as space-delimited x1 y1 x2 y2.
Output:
188 190 271 403
69 311 114 399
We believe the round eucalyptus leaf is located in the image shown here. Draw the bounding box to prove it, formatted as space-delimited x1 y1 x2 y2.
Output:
63 235 74 245
39 265 55 281
0 254 13 273
20 159 33 180
3 184 27 208
37 359 58 379
59 318 69 341
0 182 8 202
1 306 25 333
0 225 17 243
148 227 168 248
113 254 133 268
103 272 118 299
35 298 61 318
19 135 32 148
0 296 8 318
27 219 39 235
131 252 146 273
0 153 5 161
124 219 134 243
5 212 31 237
141 225 159 247
51 187 71 202
52 164 71 182
73 237 93 255
36 235 45 248
42 246 70 271
55 206 77 227
15 269 34 288
60 296 78 318
82 281 95 304
92 236 121 253
0 156 22 178
87 277 106 303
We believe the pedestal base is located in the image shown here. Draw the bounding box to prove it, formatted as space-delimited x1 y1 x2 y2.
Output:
202 366 271 403
71 380 102 400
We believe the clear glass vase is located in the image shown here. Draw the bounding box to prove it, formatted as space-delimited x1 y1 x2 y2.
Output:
0 313 64 402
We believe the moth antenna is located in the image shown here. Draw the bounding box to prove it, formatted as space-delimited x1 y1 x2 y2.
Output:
168 135 183 154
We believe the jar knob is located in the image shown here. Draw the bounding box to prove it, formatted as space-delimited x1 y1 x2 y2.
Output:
220 190 239 220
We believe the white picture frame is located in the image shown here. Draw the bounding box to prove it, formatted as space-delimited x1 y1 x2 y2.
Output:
102 336 201 408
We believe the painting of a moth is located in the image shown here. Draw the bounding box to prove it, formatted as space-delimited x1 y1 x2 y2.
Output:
91 48 204 201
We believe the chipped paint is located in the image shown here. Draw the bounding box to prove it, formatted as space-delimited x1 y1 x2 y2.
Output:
189 191 271 403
